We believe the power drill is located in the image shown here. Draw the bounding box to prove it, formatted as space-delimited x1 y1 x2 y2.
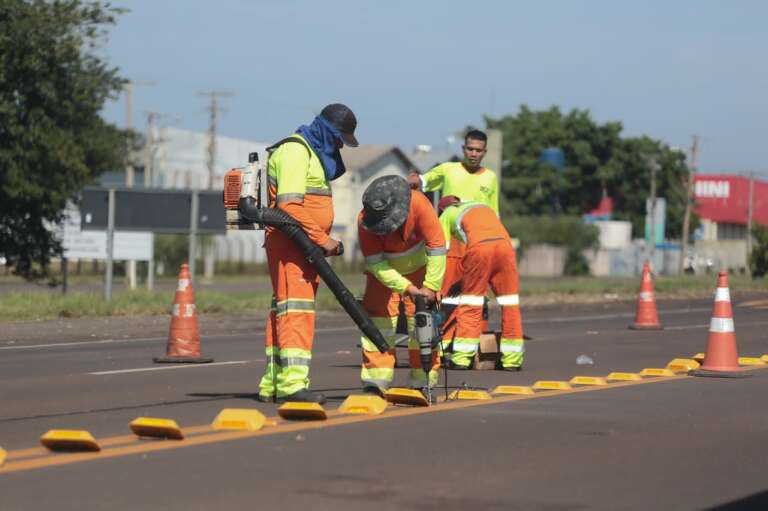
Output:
413 295 443 404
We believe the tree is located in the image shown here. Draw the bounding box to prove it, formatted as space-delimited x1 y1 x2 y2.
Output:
486 106 690 239
0 0 132 279
748 224 768 278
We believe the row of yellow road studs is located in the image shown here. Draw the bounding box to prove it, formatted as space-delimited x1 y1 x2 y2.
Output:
2 354 766 465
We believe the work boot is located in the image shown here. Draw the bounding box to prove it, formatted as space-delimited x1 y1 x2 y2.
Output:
500 366 522 372
362 386 384 397
276 389 327 405
255 394 275 403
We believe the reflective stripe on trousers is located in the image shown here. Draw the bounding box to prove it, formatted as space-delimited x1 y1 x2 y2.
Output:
499 337 524 368
451 337 480 368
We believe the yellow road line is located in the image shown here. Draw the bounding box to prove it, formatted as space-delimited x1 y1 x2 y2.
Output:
7 425 214 461
0 375 690 474
6 364 767 475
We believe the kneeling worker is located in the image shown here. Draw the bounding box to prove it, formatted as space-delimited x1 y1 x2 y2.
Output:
358 175 447 394
438 196 524 370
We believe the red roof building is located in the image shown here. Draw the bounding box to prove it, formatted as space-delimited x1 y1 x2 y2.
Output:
693 175 767 240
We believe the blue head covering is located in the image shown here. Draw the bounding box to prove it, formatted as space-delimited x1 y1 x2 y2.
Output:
295 116 347 181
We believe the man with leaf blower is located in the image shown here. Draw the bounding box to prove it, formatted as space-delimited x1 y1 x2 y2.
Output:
357 175 447 396
257 104 358 405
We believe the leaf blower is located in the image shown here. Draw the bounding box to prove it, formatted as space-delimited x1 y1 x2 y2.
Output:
223 152 390 354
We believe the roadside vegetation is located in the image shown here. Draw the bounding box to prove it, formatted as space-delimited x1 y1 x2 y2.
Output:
0 273 764 323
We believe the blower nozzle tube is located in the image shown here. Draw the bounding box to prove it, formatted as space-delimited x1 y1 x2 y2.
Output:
239 197 390 354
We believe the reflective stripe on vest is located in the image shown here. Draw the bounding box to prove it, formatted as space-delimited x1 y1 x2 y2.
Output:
496 294 520 306
426 246 447 256
383 241 425 260
458 295 484 306
454 203 487 244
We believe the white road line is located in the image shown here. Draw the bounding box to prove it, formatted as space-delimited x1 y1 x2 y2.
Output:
89 360 252 375
663 324 708 331
0 326 357 351
523 307 711 324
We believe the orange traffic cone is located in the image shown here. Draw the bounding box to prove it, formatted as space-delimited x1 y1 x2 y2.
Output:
691 271 750 378
629 262 662 330
153 264 213 364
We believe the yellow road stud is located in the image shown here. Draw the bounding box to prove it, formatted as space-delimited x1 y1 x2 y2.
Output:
129 417 184 440
738 357 766 366
384 388 429 407
692 353 706 363
338 395 388 415
0 447 6 466
492 385 534 395
277 402 327 421
448 389 492 400
640 368 676 377
606 372 642 381
569 376 607 386
40 430 100 452
212 409 267 431
762 355 768 363
666 358 700 372
532 381 572 391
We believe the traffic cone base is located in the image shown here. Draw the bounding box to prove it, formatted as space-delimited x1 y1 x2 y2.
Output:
689 367 751 378
154 264 213 364
629 263 662 330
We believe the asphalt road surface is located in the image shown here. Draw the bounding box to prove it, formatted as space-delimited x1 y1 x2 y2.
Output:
1 297 767 510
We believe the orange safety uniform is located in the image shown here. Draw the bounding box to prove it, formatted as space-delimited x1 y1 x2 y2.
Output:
258 135 334 401
439 201 524 369
358 191 447 391
419 162 500 339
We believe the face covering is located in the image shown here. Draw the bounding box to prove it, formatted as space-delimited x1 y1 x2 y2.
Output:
295 116 347 181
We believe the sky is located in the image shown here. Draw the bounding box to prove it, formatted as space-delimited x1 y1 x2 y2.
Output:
100 0 768 175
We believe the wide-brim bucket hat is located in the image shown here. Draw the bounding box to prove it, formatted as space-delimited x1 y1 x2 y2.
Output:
361 175 411 235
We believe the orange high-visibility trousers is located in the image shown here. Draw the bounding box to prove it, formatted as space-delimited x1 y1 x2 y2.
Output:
451 240 524 368
258 230 320 400
360 267 441 391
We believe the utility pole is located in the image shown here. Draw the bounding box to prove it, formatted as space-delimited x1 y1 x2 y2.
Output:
679 135 699 275
647 157 659 267
123 80 153 289
198 90 233 190
746 172 755 276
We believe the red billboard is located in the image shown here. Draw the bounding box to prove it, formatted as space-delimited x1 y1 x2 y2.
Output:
693 175 768 225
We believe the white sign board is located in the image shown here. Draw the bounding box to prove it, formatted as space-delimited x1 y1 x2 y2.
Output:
60 207 153 261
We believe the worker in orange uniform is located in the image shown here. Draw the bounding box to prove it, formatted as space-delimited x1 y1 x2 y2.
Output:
357 175 447 395
257 104 358 404
438 195 524 370
406 129 500 353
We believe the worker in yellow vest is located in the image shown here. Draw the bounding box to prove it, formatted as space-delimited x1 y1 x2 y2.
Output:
406 129 499 352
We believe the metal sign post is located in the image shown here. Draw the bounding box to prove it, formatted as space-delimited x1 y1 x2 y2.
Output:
188 191 199 282
105 189 116 303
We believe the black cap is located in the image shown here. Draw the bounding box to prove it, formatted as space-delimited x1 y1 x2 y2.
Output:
320 103 359 147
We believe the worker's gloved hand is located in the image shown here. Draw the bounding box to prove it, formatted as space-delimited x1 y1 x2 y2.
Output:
419 287 436 305
405 172 422 190
321 237 342 257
